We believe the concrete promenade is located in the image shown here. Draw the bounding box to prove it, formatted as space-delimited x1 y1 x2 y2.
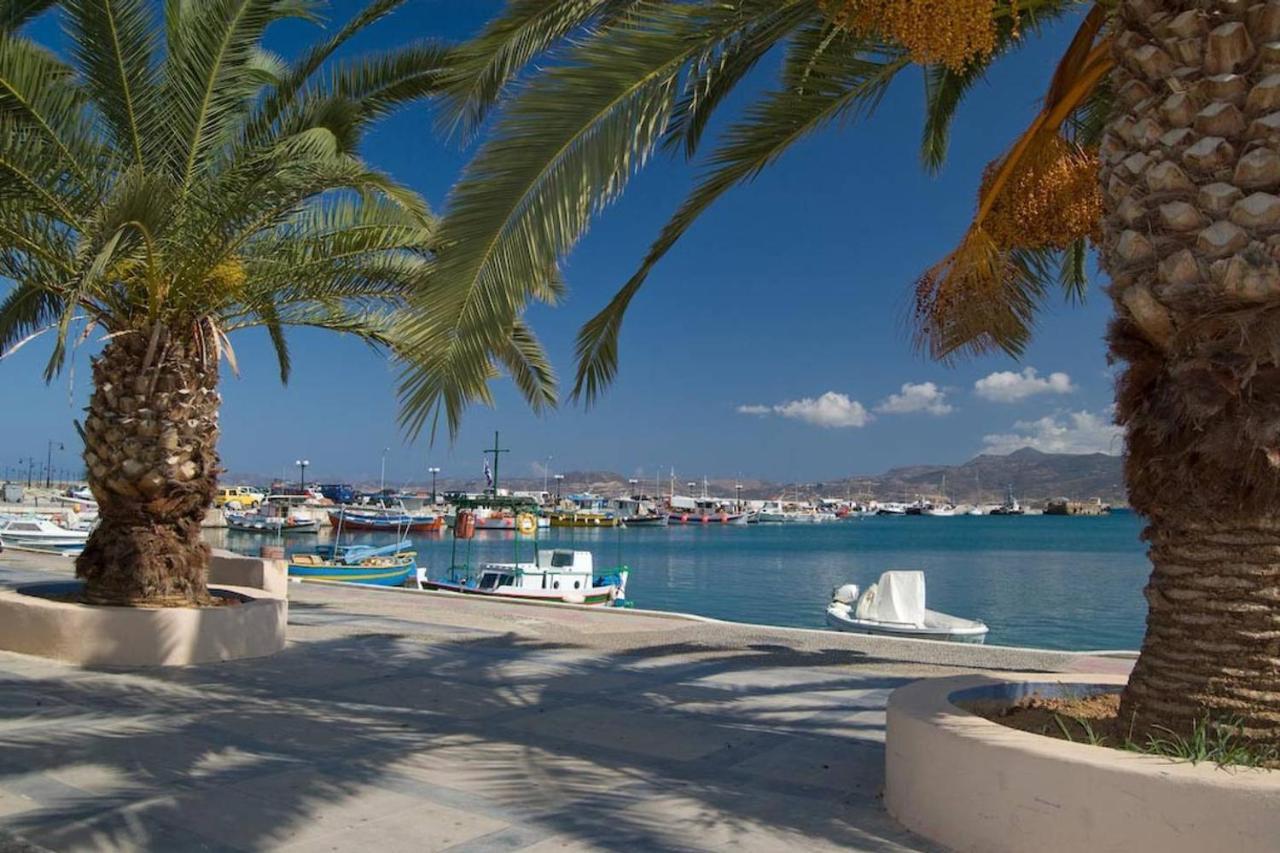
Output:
0 554 1131 852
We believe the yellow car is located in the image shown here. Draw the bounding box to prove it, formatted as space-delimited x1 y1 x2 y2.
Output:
215 486 265 511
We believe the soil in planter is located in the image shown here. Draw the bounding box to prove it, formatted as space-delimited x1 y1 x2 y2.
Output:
43 592 243 608
963 692 1123 741
961 693 1280 769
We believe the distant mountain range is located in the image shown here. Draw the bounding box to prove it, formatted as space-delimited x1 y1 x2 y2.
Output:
227 448 1127 505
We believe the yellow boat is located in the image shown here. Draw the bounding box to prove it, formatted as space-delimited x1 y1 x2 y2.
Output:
547 511 620 528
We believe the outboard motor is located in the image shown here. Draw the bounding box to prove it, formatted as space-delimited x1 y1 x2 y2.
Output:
832 583 860 604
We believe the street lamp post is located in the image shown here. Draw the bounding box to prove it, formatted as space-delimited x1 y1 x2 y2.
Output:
553 473 564 503
543 455 552 496
45 440 62 489
735 482 743 511
296 459 310 492
428 466 440 503
25 458 35 488
628 478 639 499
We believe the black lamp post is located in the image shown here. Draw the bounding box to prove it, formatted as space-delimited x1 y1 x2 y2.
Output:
296 459 310 492
428 466 440 503
554 473 564 503
45 440 63 489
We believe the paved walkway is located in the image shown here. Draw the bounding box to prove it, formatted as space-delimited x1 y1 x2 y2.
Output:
0 557 1128 852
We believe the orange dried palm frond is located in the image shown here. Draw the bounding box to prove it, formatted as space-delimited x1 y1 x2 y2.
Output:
913 4 1112 360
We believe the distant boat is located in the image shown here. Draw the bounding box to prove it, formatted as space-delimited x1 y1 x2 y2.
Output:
876 502 909 516
667 510 747 525
621 514 668 527
989 485 1024 516
825 572 988 643
227 513 318 534
548 511 620 528
327 507 444 533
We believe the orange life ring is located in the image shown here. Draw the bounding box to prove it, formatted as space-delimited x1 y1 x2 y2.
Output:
516 513 537 536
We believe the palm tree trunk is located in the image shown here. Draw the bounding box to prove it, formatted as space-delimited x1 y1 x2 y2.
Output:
76 325 221 606
1104 0 1280 740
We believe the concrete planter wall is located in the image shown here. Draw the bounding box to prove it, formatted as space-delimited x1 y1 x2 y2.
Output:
208 549 289 596
886 673 1280 853
0 581 286 667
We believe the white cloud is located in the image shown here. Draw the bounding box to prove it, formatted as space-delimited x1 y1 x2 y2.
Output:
737 392 871 428
982 408 1122 455
875 382 953 416
974 367 1075 403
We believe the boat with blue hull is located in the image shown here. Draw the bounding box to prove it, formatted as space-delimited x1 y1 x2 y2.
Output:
288 540 417 587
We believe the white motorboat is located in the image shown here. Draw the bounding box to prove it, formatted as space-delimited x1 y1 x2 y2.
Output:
825 571 988 643
876 502 909 516
0 516 91 550
922 504 957 517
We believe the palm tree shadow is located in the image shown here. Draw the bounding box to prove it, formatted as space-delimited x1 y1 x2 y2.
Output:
0 628 932 851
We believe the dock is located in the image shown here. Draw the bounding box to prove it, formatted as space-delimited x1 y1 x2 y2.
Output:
0 552 1131 852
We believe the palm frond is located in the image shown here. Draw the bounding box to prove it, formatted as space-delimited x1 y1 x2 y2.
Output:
0 0 57 32
400 1 796 437
574 27 908 403
65 0 160 167
492 318 557 414
437 0 645 140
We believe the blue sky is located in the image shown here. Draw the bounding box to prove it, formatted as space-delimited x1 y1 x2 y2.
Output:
0 1 1121 487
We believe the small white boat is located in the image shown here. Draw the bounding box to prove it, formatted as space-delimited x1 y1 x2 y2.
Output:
0 516 91 549
825 571 988 643
922 504 957 517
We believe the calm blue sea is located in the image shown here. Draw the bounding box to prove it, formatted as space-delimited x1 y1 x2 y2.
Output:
212 512 1151 652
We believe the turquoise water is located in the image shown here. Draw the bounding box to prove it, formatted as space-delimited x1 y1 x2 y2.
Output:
212 512 1151 652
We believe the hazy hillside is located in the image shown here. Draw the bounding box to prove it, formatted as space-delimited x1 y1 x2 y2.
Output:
229 448 1125 505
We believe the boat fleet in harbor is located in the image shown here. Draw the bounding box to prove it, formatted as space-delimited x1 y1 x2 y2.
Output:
0 440 1113 643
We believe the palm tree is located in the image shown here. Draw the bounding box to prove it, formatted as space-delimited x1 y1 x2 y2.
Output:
0 0 494 607
402 0 1280 742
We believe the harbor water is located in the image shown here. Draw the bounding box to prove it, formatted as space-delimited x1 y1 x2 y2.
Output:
210 512 1150 652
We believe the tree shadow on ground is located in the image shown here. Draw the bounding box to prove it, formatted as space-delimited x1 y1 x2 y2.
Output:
0 624 936 851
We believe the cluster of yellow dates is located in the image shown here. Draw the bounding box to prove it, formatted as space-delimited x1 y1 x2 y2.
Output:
818 0 1000 72
983 136 1103 251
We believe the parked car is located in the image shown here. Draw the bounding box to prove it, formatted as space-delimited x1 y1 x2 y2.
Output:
214 486 265 510
318 483 356 504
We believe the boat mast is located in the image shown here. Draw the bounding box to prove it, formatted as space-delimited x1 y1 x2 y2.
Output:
483 431 509 496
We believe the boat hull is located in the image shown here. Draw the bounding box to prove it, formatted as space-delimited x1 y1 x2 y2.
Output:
666 513 746 525
621 515 668 527
825 607 988 643
328 511 444 532
421 580 617 605
288 558 416 587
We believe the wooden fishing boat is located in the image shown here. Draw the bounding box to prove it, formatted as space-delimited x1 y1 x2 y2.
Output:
422 548 629 605
666 511 746 525
288 541 417 586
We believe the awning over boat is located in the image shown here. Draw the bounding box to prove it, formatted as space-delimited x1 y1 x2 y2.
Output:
856 571 926 627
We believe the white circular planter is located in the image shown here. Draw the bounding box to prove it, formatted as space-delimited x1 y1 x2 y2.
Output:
0 581 286 666
886 673 1280 853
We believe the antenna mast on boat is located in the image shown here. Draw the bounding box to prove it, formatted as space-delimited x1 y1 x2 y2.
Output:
483 431 509 496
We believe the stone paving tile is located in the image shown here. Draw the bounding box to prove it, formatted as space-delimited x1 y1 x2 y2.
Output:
499 702 741 763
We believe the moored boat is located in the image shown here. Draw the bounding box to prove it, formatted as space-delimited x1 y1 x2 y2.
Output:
288 540 417 586
327 507 445 532
0 516 90 550
825 571 988 643
548 511 619 528
227 512 318 533
621 513 668 527
422 548 629 605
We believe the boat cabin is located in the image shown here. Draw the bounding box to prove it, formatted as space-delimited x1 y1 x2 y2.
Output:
474 549 597 593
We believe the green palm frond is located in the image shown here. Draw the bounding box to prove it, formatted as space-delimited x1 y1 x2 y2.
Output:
574 26 908 403
0 0 57 32
66 0 160 167
437 0 646 140
399 1 800 437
